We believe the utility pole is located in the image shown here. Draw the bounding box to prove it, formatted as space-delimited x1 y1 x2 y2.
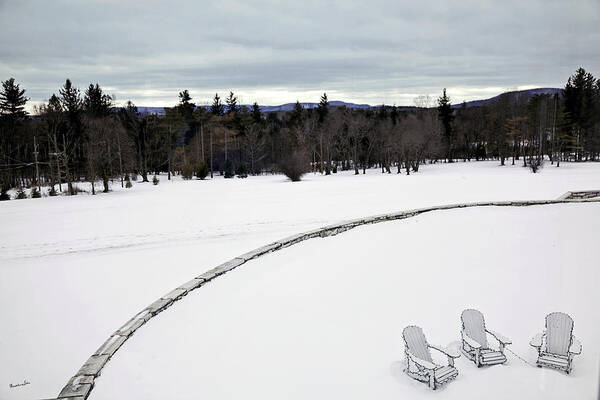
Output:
52 133 62 192
33 136 41 191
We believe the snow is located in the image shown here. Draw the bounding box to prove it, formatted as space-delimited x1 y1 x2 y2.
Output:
0 160 599 399
91 204 600 400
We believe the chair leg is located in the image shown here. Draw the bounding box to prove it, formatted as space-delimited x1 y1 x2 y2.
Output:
428 372 436 390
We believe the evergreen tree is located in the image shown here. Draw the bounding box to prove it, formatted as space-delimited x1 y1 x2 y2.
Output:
59 79 83 193
0 188 10 200
211 93 224 116
83 83 113 118
437 88 455 162
152 175 159 185
31 187 41 198
0 78 28 119
390 105 399 125
251 102 262 123
377 104 387 120
317 93 329 123
563 67 597 160
289 101 304 128
0 78 28 190
226 91 238 114
177 90 195 120
195 161 209 180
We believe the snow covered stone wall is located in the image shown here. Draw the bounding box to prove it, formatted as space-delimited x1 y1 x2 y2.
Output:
56 196 600 400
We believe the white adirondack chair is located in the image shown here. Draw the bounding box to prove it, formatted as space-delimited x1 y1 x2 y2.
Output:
402 325 460 390
460 309 511 367
530 312 581 374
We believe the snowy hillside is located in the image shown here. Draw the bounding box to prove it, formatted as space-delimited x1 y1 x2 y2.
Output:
0 161 599 400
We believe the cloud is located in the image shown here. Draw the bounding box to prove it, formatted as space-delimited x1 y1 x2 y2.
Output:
1 0 599 107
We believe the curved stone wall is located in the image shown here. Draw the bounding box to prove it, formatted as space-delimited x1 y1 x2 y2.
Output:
56 196 600 399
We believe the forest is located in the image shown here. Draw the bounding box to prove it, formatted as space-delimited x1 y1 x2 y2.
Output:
0 67 599 198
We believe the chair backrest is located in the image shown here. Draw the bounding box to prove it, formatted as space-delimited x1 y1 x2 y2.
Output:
403 325 433 363
545 312 574 356
461 309 488 348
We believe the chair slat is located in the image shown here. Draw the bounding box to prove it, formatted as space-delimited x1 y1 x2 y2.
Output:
461 309 488 348
545 312 573 356
403 326 433 363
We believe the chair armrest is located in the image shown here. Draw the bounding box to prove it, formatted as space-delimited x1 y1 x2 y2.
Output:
462 332 482 349
407 352 436 370
430 344 461 359
487 329 512 345
569 336 582 355
530 332 544 348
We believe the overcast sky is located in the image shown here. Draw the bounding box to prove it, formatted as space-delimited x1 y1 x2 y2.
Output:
1 0 599 109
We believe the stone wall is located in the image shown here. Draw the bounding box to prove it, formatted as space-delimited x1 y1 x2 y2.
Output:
56 196 600 400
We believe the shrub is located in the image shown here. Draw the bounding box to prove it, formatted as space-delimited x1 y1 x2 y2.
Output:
182 163 194 180
224 159 234 178
196 162 209 180
152 175 159 185
31 188 42 198
16 187 27 199
0 188 10 201
527 156 544 173
279 150 310 182
131 173 138 181
236 164 248 178
125 175 133 188
49 186 58 196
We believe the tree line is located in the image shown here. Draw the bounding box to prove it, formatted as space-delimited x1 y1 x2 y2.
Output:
0 67 599 198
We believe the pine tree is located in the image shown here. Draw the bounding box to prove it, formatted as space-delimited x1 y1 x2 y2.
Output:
563 67 597 160
0 78 28 119
390 105 399 125
226 91 238 114
59 79 82 194
317 93 329 123
211 93 224 116
83 83 113 118
0 78 28 190
152 175 159 185
289 101 304 128
31 187 41 198
437 88 455 162
251 102 262 123
177 90 195 120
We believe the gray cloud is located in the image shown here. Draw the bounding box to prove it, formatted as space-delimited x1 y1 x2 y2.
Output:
1 0 599 108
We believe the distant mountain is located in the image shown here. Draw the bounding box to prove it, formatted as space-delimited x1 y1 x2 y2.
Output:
134 88 562 115
454 87 562 108
136 100 374 115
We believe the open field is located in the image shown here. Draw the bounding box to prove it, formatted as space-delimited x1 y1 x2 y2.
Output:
92 203 600 400
1 161 599 399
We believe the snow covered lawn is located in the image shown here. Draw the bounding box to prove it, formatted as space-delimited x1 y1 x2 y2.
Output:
91 203 600 400
0 161 599 399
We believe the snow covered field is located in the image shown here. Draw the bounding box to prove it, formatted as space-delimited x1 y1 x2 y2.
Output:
0 161 599 399
91 204 600 400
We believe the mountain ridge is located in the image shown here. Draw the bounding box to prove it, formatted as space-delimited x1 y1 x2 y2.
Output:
135 87 562 115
